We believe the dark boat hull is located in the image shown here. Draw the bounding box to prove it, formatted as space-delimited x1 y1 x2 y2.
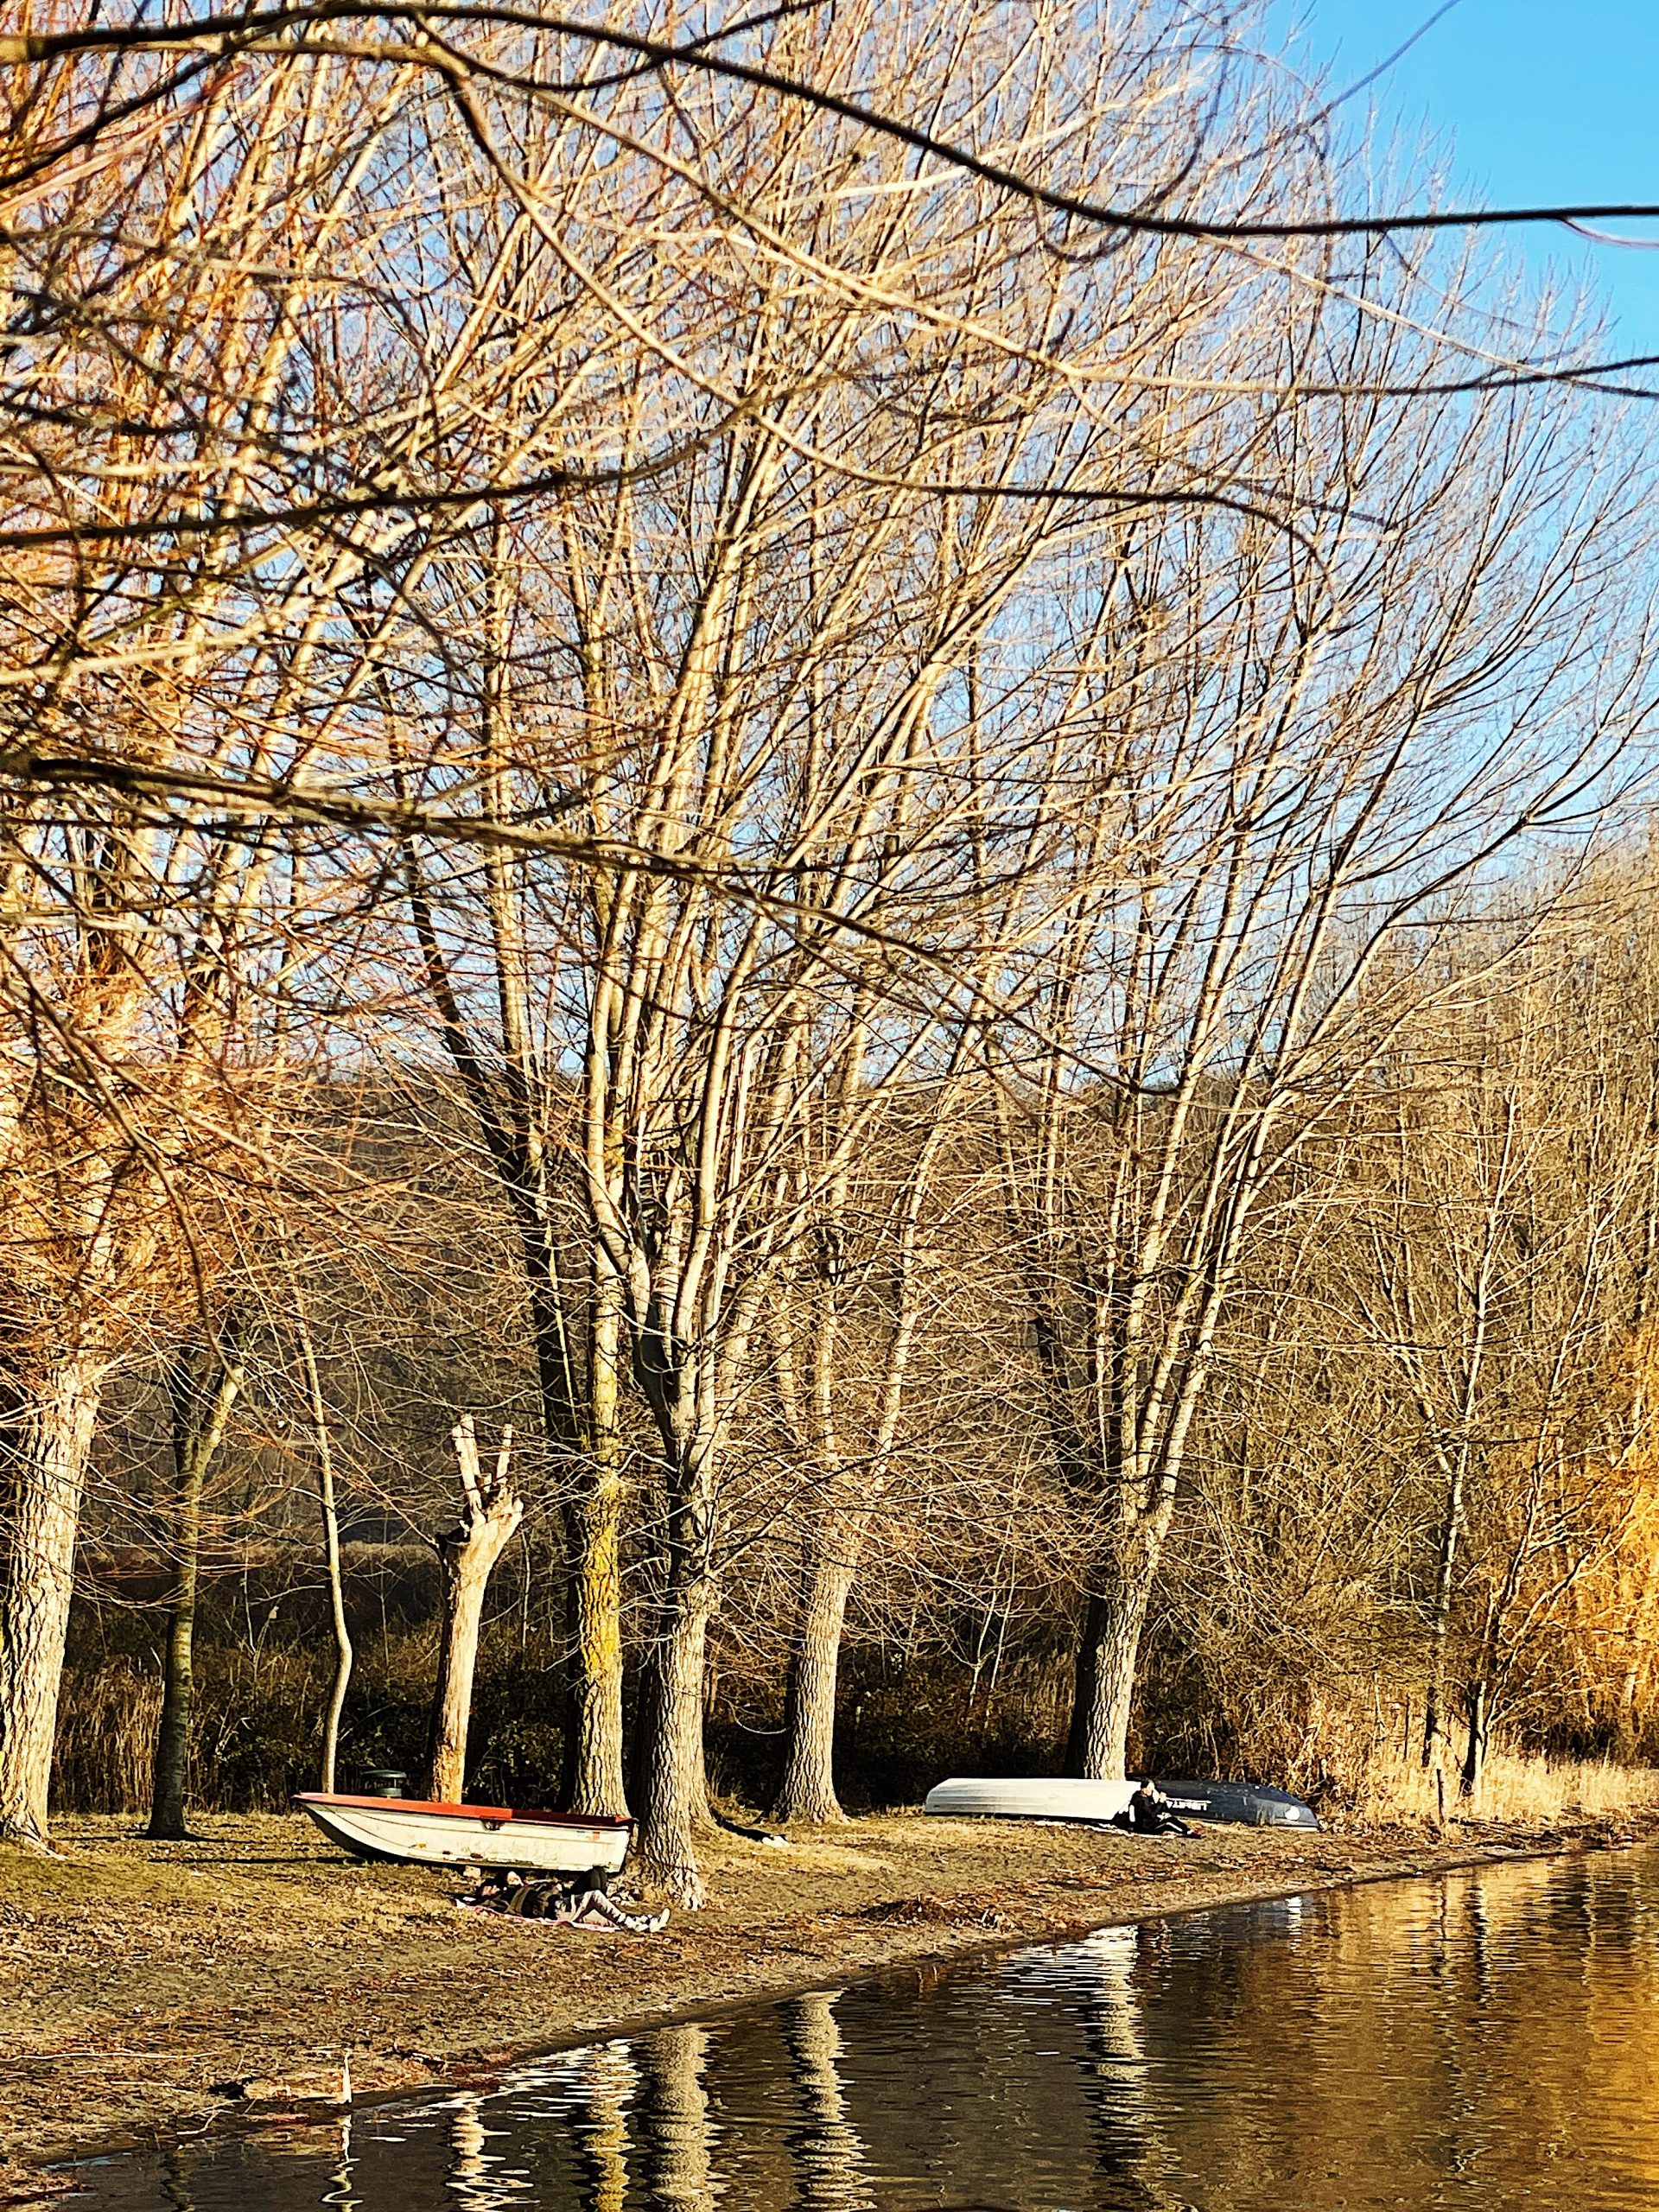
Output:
1153 1778 1320 1831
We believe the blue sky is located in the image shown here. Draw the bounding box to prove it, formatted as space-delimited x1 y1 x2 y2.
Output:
1263 1 1659 359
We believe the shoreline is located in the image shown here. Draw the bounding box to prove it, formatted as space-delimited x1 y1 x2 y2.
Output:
3 1807 1653 2198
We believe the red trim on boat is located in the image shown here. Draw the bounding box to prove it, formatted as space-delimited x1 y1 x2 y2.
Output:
296 1791 631 1830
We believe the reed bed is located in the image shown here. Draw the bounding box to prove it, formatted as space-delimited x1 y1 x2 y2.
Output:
1353 1742 1659 1827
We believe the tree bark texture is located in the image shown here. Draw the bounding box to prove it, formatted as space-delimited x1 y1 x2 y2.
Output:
295 1298 352 1794
0 1354 104 1843
633 1571 712 1906
563 1491 626 1816
772 1555 855 1823
1421 1460 1466 1771
428 1419 522 1803
148 1332 246 1840
1066 1567 1154 1782
626 1270 758 1905
1459 1675 1491 1805
561 1262 627 1816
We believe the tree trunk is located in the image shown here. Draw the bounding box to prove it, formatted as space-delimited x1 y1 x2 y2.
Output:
319 1459 352 1795
296 1297 352 1794
0 1354 104 1845
428 1418 522 1803
148 1332 246 1840
1422 1459 1466 1771
563 1491 626 1816
772 1554 855 1824
633 1572 712 1906
1459 1676 1490 1806
561 1263 627 1817
1066 1568 1154 1782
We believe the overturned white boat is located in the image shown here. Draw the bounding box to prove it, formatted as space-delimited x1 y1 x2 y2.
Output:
296 1791 632 1877
925 1773 1321 1831
924 1776 1137 1824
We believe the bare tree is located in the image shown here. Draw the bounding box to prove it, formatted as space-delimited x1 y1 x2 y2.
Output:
428 1418 522 1803
1339 919 1659 1800
147 1320 248 1840
974 254 1655 1781
766 1060 969 1823
7 0 1659 1857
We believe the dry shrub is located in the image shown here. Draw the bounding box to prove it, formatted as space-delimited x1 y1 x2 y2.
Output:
1350 1740 1659 1827
1131 1624 1400 1809
50 1663 162 1813
48 1614 569 1814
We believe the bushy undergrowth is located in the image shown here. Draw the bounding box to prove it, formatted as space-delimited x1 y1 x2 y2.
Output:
51 1557 1659 1821
1353 1745 1659 1827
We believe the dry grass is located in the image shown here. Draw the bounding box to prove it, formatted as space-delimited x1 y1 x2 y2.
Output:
1352 1743 1659 1827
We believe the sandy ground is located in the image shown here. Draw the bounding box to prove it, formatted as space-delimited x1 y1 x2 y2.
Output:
1 1804 1650 2193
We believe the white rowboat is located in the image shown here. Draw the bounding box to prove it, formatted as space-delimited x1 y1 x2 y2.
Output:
296 1791 632 1875
924 1776 1137 1824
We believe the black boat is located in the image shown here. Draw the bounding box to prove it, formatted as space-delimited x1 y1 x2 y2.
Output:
1152 1777 1321 1831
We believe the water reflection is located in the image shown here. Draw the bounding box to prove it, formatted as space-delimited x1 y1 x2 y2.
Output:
323 2120 358 2212
568 2045 632 2212
635 2024 716 2212
445 2093 531 2212
1065 1928 1179 2209
71 1844 1659 2212
784 1993 873 2212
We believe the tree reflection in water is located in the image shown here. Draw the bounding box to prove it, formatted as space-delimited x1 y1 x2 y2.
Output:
634 2024 718 2212
569 2044 634 2212
1065 1924 1184 2212
445 2091 531 2212
322 2119 357 2212
159 2142 200 2212
783 1991 874 2212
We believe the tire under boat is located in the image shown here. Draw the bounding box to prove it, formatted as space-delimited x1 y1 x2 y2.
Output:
922 1775 1320 1831
296 1791 633 1875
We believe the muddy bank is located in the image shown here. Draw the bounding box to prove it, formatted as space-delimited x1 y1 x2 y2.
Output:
2 1806 1651 2191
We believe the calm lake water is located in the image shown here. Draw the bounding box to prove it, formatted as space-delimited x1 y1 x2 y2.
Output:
73 1842 1659 2212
